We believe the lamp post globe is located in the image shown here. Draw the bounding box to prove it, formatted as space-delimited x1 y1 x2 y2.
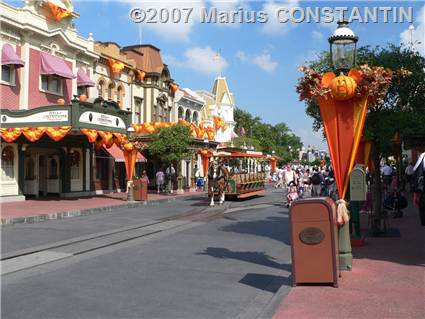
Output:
127 126 135 140
329 20 358 72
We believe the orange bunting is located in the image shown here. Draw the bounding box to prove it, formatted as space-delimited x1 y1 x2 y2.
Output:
206 126 215 140
98 131 114 148
94 139 103 150
108 59 125 75
48 1 71 22
46 126 71 142
0 128 22 143
80 129 98 143
22 127 46 142
113 133 127 146
124 149 138 181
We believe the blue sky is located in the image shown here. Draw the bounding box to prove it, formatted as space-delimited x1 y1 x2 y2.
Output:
7 0 424 149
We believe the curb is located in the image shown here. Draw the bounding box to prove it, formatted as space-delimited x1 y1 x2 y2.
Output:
1 193 206 226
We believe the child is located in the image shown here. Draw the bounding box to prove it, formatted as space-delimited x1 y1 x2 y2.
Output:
286 183 299 207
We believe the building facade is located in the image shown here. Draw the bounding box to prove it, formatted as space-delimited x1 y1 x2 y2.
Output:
198 77 237 144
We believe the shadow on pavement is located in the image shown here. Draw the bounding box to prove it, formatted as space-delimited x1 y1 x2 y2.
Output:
197 247 291 272
239 273 291 293
219 216 291 245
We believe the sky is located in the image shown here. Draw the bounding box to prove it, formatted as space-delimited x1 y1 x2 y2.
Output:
7 0 424 150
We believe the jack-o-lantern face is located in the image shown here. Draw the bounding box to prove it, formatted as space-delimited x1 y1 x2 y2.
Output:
321 69 362 101
330 75 357 101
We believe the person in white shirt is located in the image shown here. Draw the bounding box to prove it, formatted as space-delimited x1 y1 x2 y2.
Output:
381 163 392 188
284 164 296 186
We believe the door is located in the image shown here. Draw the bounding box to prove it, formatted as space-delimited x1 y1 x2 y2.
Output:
38 155 46 196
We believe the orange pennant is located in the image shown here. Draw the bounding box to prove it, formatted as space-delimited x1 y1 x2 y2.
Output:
22 127 46 142
124 149 138 181
47 2 71 21
46 126 71 142
98 131 113 148
80 129 98 143
0 128 22 142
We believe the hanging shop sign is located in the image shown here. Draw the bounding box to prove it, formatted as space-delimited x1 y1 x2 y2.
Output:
1 110 69 126
78 111 127 130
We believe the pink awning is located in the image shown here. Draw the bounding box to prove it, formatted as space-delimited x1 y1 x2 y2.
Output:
77 68 95 87
1 44 24 67
40 51 75 79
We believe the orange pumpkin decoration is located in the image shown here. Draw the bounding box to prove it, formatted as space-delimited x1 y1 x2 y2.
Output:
123 143 134 152
322 69 362 101
330 74 357 101
57 98 65 105
79 95 88 102
94 139 103 150
144 124 155 134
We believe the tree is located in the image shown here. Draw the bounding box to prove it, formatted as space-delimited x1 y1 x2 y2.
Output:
234 108 303 161
147 125 193 173
301 44 425 232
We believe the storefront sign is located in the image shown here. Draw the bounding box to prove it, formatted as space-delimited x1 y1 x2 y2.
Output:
350 165 366 201
1 110 69 124
79 111 126 129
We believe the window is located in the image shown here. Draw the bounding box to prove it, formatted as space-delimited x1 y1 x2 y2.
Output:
178 107 184 120
116 85 124 108
49 158 58 179
77 86 88 97
134 99 142 123
185 109 191 122
107 83 114 100
193 111 199 124
40 75 63 95
70 150 81 180
1 146 15 181
1 65 15 85
98 80 105 97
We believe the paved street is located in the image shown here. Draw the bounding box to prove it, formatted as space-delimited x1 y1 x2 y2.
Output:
1 190 292 319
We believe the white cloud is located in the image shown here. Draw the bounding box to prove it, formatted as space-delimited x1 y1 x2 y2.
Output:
164 46 228 75
400 5 425 56
311 30 324 42
125 0 205 41
236 50 278 73
261 0 299 35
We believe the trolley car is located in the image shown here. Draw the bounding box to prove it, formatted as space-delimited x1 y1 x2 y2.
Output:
210 151 269 199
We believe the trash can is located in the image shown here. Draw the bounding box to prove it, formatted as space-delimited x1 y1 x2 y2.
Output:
140 177 148 201
290 197 339 287
133 179 142 201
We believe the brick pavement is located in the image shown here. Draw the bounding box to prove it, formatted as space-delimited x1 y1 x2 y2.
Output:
273 197 425 319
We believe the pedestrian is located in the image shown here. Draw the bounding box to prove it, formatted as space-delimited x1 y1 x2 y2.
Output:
194 165 201 191
141 170 149 184
381 162 392 193
156 169 164 193
166 164 176 194
311 167 322 197
405 162 415 192
275 167 285 189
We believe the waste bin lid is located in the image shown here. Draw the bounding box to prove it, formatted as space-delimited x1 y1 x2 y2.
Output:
290 197 336 222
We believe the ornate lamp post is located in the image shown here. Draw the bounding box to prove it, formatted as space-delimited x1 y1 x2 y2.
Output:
126 126 135 201
329 20 358 72
329 20 358 271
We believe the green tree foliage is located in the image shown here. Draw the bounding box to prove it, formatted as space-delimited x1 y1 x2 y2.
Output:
234 108 303 162
147 125 192 167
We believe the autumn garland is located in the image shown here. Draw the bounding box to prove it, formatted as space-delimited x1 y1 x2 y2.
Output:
296 64 409 104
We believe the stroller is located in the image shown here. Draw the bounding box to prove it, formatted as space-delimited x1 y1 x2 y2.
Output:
286 181 299 207
383 190 408 218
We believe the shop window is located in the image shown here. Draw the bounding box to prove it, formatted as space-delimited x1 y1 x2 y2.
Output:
70 150 81 180
41 75 63 95
1 146 15 181
25 157 35 180
49 158 58 179
1 65 15 85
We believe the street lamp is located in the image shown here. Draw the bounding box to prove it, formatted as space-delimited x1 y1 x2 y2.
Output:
126 126 136 201
328 20 358 72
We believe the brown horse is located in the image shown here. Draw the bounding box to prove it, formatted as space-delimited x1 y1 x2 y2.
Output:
208 162 229 206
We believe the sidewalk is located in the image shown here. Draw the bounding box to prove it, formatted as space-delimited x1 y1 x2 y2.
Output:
273 198 425 319
0 191 205 225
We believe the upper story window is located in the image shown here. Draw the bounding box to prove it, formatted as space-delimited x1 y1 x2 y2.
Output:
107 83 114 100
41 75 63 95
116 85 124 108
1 65 15 85
97 80 105 97
1 44 24 86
